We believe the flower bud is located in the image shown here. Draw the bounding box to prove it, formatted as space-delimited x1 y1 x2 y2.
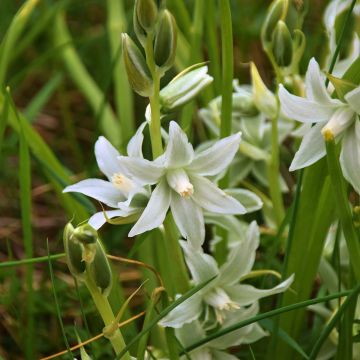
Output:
262 0 288 46
72 223 97 245
122 33 153 97
272 20 293 67
232 87 259 117
88 241 113 297
250 62 277 118
63 223 86 279
160 64 213 111
154 10 177 71
135 0 158 33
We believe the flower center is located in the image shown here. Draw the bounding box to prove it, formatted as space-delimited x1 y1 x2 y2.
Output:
204 287 240 323
166 169 194 198
111 173 135 196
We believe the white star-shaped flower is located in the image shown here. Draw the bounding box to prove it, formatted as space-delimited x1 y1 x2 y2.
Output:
279 58 360 193
118 121 246 250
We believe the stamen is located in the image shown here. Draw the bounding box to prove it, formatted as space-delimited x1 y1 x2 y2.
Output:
111 173 135 196
166 169 194 198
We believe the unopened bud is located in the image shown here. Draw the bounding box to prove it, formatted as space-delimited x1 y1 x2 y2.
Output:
122 34 153 97
63 223 86 279
272 20 293 67
262 0 288 46
154 10 177 71
135 0 158 33
72 223 97 245
88 241 113 297
160 64 213 111
250 62 277 118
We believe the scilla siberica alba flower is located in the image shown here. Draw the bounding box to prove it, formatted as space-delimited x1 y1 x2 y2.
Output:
118 121 246 250
160 222 294 328
279 58 360 193
63 123 149 229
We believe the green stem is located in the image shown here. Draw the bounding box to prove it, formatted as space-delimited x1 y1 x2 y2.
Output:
267 103 285 228
85 274 130 359
145 34 163 158
163 215 190 294
324 136 360 282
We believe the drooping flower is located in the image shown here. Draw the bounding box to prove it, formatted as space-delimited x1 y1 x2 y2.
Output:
175 305 268 360
63 124 149 229
118 121 246 250
279 58 360 193
160 221 294 328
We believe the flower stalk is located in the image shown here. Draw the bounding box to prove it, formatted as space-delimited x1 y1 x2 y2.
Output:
324 134 360 282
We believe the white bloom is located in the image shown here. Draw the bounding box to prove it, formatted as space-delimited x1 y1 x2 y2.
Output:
118 121 245 250
176 306 268 360
279 58 360 193
160 221 294 328
63 124 149 229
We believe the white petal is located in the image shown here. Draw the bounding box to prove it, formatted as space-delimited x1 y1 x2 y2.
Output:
340 121 360 194
289 122 326 171
170 194 205 250
164 121 194 168
279 84 338 123
322 106 355 138
95 136 122 180
128 179 171 237
63 178 125 207
175 321 206 349
126 122 147 158
187 133 241 176
118 156 165 185
305 58 338 105
218 221 260 285
345 86 360 114
213 350 239 360
180 240 219 284
190 175 246 214
159 292 203 328
88 209 134 230
224 274 294 306
224 189 263 212
241 323 268 344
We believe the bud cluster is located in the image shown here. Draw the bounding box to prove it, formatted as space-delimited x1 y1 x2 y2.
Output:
261 0 305 72
63 223 113 296
122 0 178 97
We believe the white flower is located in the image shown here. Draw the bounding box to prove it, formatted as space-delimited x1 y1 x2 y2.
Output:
176 306 268 360
279 58 360 193
118 121 246 250
63 124 149 229
160 221 294 328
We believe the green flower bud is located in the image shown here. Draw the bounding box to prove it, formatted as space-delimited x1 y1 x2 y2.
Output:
122 33 153 97
272 20 293 67
63 223 86 279
135 0 158 33
88 240 113 297
250 62 277 118
154 10 177 71
261 0 288 46
160 64 213 111
72 223 97 245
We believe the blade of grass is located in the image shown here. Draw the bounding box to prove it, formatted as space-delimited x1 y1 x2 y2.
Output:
309 283 360 360
106 0 134 150
0 253 65 268
53 11 121 147
13 89 35 359
24 72 63 122
0 0 40 86
46 239 73 359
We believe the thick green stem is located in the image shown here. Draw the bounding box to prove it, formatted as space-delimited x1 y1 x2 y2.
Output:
85 275 130 359
324 135 360 282
267 107 285 228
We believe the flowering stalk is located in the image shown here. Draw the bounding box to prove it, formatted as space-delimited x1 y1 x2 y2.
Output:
323 133 360 282
144 32 163 158
84 272 130 358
